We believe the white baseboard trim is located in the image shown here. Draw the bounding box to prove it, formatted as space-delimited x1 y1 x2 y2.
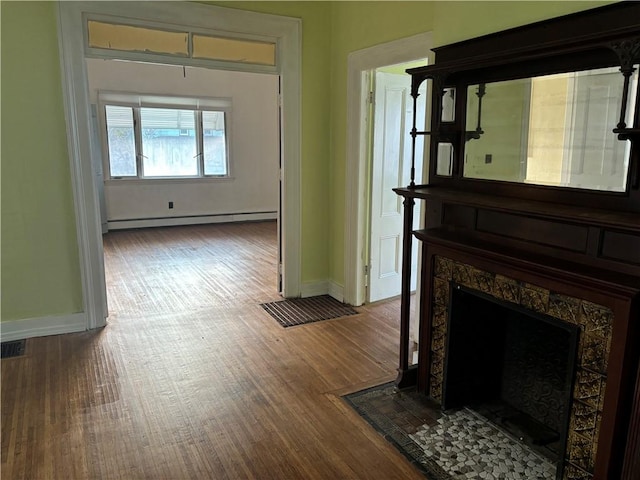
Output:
108 211 277 230
1 313 87 342
328 281 345 303
299 280 345 303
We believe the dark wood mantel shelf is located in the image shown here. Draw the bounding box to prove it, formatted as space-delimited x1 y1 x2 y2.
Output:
394 186 640 280
414 227 640 294
394 186 640 233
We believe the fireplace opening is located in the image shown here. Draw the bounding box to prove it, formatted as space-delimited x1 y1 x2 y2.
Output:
442 284 580 474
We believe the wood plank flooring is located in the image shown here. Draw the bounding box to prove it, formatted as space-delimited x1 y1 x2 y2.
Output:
2 221 423 479
102 221 282 316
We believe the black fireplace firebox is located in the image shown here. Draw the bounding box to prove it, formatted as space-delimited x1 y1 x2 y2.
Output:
442 284 580 475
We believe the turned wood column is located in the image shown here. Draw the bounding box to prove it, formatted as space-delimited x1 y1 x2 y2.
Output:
395 194 417 389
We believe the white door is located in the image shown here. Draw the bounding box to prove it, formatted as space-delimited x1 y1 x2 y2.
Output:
563 69 629 191
369 72 426 302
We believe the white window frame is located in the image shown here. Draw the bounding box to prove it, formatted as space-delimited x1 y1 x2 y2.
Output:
99 92 232 180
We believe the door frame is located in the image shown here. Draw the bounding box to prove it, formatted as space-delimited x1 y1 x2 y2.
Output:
57 2 302 330
368 71 426 304
344 32 434 306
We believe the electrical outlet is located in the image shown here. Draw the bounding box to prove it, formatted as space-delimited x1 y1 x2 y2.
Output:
168 201 174 209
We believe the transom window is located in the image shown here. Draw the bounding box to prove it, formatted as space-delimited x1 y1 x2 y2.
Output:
100 93 230 179
87 20 277 67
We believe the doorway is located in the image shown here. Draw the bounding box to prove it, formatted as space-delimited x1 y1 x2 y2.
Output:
57 2 302 331
368 64 426 303
343 31 434 307
87 59 281 316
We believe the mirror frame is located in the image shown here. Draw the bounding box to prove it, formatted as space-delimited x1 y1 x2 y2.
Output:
462 69 634 192
407 2 640 212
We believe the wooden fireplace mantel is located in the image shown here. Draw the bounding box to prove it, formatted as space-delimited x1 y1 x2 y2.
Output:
393 3 640 479
395 183 639 479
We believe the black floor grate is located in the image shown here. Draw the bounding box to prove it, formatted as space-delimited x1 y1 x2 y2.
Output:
1 339 26 359
260 295 359 327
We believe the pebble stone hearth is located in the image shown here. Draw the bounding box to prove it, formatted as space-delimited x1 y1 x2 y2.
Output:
410 408 557 480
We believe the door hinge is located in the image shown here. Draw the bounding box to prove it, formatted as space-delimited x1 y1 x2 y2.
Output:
364 264 369 287
368 91 374 104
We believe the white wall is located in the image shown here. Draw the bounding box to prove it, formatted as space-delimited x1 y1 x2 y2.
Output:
86 59 279 228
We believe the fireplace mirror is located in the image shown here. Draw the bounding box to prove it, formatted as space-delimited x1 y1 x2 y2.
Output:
461 66 638 192
406 3 640 212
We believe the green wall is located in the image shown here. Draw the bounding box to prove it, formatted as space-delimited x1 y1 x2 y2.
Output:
432 1 615 47
207 2 332 285
1 1 613 323
1 2 83 320
328 1 436 285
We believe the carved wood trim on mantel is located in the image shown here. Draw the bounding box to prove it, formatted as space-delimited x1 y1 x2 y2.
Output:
395 186 640 282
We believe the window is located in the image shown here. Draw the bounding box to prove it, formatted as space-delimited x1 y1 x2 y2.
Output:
87 21 189 56
87 21 277 67
105 105 136 177
192 34 276 66
101 93 230 179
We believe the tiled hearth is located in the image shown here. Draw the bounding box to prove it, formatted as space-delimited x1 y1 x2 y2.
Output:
428 257 613 480
345 383 557 480
410 407 557 479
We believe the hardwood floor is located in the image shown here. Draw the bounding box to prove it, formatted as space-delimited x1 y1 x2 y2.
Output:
1 221 422 479
102 221 282 316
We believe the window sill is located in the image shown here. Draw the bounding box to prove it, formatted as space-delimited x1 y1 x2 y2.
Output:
105 176 235 186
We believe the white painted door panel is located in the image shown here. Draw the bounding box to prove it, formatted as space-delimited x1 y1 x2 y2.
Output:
564 71 627 191
369 72 425 302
